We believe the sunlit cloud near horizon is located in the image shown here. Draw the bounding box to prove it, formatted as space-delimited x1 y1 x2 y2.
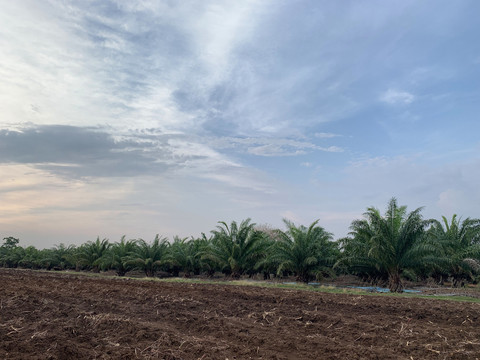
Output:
1 1 480 248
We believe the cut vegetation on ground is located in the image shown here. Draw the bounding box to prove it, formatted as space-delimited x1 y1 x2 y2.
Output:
1 269 479 359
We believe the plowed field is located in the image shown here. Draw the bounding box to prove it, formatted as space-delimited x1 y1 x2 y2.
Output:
1 269 479 359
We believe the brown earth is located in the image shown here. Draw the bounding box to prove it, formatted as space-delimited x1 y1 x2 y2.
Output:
0 269 479 359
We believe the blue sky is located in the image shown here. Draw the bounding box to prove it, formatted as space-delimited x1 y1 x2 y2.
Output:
1 0 480 248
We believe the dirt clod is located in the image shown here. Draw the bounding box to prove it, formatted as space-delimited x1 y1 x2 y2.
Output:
0 268 479 359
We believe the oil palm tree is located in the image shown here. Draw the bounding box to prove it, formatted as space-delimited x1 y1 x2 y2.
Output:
336 233 388 284
166 236 202 277
0 246 25 268
252 225 279 279
104 236 139 276
195 234 217 276
267 219 335 283
125 235 169 277
345 198 436 292
77 237 111 272
206 219 267 278
18 246 42 269
42 243 77 270
428 215 480 286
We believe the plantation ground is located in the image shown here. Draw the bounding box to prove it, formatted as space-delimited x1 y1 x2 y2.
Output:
1 269 479 359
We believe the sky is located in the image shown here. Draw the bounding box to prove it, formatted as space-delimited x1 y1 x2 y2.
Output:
1 0 480 248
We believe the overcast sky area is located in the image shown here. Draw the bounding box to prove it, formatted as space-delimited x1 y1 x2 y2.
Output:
1 0 480 248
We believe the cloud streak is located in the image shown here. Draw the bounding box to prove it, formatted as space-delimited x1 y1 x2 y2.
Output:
0 125 171 177
1 1 480 247
380 89 415 105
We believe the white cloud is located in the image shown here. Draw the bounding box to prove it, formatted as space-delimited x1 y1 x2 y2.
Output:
210 136 343 157
247 144 305 157
315 132 341 138
380 89 415 105
1 1 479 247
0 0 367 140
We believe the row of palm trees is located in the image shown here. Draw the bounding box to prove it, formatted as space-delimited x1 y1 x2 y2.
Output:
0 219 338 282
1 198 480 292
338 199 480 291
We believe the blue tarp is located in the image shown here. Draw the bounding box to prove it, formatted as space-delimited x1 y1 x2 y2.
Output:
346 285 421 293
282 282 421 293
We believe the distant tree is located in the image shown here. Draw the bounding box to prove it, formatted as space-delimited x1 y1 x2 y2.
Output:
125 235 169 277
206 219 267 278
104 236 139 276
41 243 77 270
166 236 199 277
77 237 111 272
0 247 25 268
0 237 22 268
18 246 42 269
2 237 19 249
253 225 280 279
428 215 480 286
196 234 217 276
336 233 388 284
267 219 335 283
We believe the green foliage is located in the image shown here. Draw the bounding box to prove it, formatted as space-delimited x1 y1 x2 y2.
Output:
41 243 77 270
77 237 111 272
166 236 204 277
103 236 139 276
0 237 23 268
195 234 217 276
252 225 278 279
267 219 335 283
206 219 267 278
0 247 25 268
428 215 480 286
18 246 42 269
341 198 436 292
336 229 388 284
125 235 169 277
1 203 479 290
2 237 19 249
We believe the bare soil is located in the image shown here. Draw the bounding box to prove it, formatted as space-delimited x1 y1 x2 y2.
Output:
1 269 479 359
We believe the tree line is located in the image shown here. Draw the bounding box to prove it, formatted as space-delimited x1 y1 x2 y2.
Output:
1 198 479 292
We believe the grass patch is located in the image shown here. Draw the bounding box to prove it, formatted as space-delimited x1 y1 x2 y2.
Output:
9 268 480 303
156 277 480 303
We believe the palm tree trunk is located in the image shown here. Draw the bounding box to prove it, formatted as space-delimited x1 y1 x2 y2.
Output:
116 269 127 276
297 270 310 283
145 268 154 277
388 271 404 293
